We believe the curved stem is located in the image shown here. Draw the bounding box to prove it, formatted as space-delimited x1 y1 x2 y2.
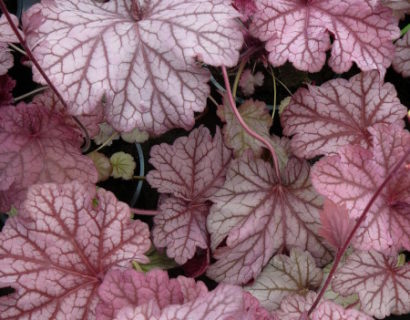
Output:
8 43 26 56
232 59 247 98
308 147 410 315
13 86 48 103
0 2 90 149
86 132 119 155
221 66 282 182
270 66 277 120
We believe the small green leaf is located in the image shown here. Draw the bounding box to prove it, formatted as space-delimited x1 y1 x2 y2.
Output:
132 248 178 272
110 152 136 180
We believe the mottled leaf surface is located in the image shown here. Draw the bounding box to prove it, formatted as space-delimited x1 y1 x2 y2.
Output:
250 0 399 73
393 31 410 77
332 250 410 318
218 99 272 157
245 248 323 311
281 71 407 158
381 0 410 19
0 182 151 319
0 103 98 212
312 124 410 252
147 127 231 264
25 0 243 133
207 152 332 284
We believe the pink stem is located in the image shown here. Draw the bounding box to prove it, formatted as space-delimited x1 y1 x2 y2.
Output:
221 66 282 181
130 208 159 216
308 147 410 315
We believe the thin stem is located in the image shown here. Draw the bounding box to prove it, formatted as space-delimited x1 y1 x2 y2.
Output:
221 66 282 182
270 66 277 120
0 2 91 150
86 132 119 155
208 95 219 108
130 208 159 216
133 175 145 180
232 59 247 98
308 147 410 315
13 86 48 103
8 43 26 56
400 23 410 37
276 77 293 96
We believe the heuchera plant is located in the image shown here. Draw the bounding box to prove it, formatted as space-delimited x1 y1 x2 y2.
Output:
0 0 409 319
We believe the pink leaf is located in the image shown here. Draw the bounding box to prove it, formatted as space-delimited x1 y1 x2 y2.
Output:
318 199 355 250
97 269 184 320
312 124 410 252
250 0 399 73
0 43 13 76
233 0 257 20
225 292 274 320
116 284 246 320
32 90 104 138
0 182 151 319
239 69 264 96
332 250 410 318
0 13 20 43
153 198 209 264
281 71 407 158
147 127 231 264
393 31 410 77
0 103 98 212
24 0 243 134
277 292 372 320
207 152 332 284
147 126 231 201
245 248 323 311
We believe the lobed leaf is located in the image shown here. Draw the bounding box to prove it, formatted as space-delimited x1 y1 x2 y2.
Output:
24 0 243 134
0 103 98 212
250 0 399 73
0 182 151 319
332 250 410 318
245 248 323 311
281 71 407 159
312 124 410 252
207 152 332 284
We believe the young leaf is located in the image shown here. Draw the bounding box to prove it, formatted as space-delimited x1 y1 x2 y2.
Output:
88 151 112 182
0 182 151 319
281 71 407 158
0 103 98 212
332 250 410 318
392 31 410 78
147 126 231 264
239 70 264 96
24 0 243 134
207 152 332 284
312 124 410 252
110 152 136 180
218 98 272 157
245 248 323 311
250 0 400 73
318 200 355 250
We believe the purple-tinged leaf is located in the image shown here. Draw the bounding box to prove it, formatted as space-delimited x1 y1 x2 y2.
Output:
332 250 410 318
0 14 19 43
0 103 98 212
207 152 332 284
0 182 151 319
24 0 243 134
239 70 264 96
147 127 231 264
312 124 410 252
281 71 407 158
32 90 103 138
318 200 355 250
233 0 257 20
250 0 399 73
393 31 410 77
245 248 323 311
0 74 15 106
